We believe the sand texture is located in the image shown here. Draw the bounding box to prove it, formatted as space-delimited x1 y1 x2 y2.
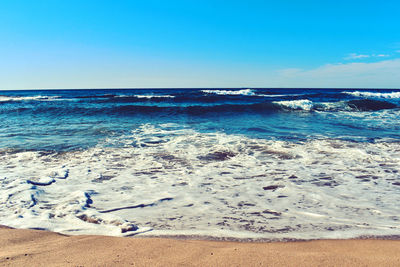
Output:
1 226 399 266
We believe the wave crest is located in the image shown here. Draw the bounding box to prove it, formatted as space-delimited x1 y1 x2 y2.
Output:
0 95 60 102
132 95 175 99
202 89 256 96
272 100 314 111
343 91 400 99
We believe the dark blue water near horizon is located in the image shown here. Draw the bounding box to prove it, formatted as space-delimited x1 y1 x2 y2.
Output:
1 88 400 151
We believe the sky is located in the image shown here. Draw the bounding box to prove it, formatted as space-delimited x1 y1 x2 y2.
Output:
0 0 399 89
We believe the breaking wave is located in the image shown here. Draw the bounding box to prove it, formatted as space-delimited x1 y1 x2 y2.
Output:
343 91 400 99
273 99 398 112
273 99 314 111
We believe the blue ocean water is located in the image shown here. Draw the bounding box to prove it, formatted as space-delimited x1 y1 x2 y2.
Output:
1 88 400 239
1 88 400 151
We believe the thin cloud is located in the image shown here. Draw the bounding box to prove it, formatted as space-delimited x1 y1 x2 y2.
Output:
344 53 390 60
274 58 400 88
344 53 370 60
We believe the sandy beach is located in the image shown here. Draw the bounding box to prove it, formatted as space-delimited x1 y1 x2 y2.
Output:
1 225 399 266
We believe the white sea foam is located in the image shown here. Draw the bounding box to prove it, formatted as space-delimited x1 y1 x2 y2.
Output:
1 124 400 239
343 91 400 99
202 89 256 96
317 108 400 130
313 101 352 112
273 99 314 111
0 95 61 102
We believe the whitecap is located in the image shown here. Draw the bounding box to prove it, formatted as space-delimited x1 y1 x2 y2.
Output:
342 91 400 99
273 99 314 111
202 89 256 96
0 95 61 102
133 95 175 99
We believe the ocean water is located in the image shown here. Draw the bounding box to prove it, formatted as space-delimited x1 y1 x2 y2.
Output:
1 88 400 240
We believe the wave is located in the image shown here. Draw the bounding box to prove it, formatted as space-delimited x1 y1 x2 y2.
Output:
0 103 280 116
272 100 314 111
77 94 117 99
0 95 61 102
112 103 279 115
343 91 400 99
2 99 397 116
202 89 256 96
112 102 360 114
202 90 312 99
259 94 298 97
273 99 398 112
73 94 176 103
132 95 175 99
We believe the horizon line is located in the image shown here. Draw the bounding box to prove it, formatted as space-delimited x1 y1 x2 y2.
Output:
1 87 400 91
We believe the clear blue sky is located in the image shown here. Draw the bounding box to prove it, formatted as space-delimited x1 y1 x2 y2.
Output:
1 0 399 89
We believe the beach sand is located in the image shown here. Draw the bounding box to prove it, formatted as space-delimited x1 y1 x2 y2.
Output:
1 225 399 266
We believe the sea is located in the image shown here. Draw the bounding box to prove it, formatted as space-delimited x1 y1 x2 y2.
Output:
1 88 400 240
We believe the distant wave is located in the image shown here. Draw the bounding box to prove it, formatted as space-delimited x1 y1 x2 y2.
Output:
343 91 400 99
201 89 306 98
3 99 397 116
272 99 397 112
202 89 256 96
72 94 176 104
0 95 60 102
77 94 117 99
112 103 278 115
132 95 175 99
76 94 173 99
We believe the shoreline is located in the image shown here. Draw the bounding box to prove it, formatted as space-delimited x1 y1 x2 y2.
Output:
4 223 400 242
137 232 400 242
2 225 400 266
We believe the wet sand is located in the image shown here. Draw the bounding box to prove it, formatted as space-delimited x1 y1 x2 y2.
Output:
1 225 399 266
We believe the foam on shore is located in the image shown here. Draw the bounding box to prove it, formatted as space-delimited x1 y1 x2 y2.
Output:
1 124 399 238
